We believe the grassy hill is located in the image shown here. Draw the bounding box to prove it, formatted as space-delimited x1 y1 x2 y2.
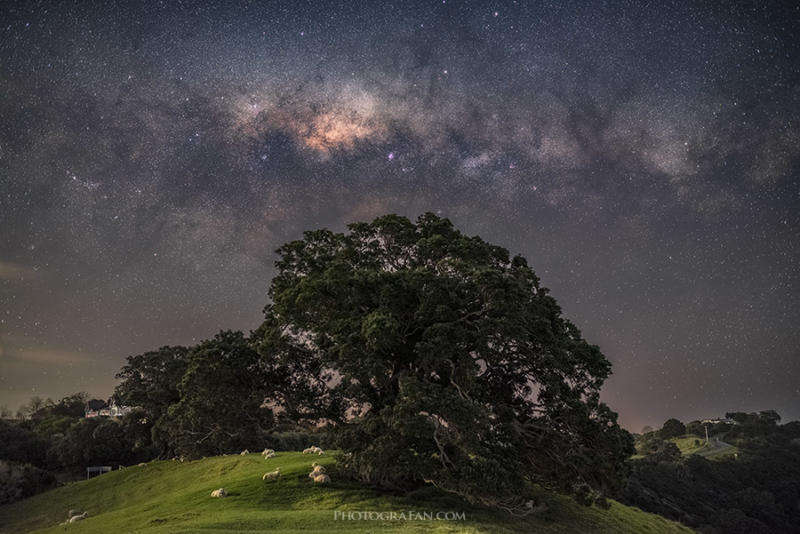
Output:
670 436 738 460
0 452 692 534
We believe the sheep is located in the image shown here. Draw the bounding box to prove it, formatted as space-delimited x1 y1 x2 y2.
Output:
67 509 81 518
302 447 314 454
69 512 88 523
262 468 281 481
261 448 275 457
263 451 276 459
312 473 330 484
210 488 228 498
308 463 326 478
303 446 325 455
137 462 146 467
240 449 250 456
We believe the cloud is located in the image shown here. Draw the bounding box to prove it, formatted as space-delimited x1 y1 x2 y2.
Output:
2 345 98 366
0 261 40 281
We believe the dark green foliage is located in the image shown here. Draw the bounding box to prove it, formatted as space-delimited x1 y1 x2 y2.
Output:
0 460 56 505
658 418 686 440
622 416 800 533
267 213 634 511
260 430 331 451
51 417 147 470
113 326 330 460
0 420 49 467
114 346 190 457
684 420 704 436
162 331 277 458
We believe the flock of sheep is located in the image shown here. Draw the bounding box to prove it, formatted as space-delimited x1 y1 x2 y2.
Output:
59 447 332 525
210 446 329 499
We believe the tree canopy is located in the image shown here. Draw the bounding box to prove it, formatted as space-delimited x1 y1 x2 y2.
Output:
265 213 633 510
658 418 686 440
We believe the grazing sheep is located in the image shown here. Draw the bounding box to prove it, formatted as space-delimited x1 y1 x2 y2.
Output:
137 462 146 467
262 468 281 481
261 448 275 456
68 512 89 523
303 445 325 455
312 473 330 484
302 447 313 454
240 449 250 456
211 488 228 498
264 452 275 459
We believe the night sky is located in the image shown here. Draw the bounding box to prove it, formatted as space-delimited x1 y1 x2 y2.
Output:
1 1 799 430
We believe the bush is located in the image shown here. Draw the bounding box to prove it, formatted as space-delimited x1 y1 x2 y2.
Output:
0 460 56 504
0 420 49 467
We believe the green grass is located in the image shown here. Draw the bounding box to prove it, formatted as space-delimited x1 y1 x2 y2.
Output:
0 452 693 534
670 435 739 460
671 436 708 455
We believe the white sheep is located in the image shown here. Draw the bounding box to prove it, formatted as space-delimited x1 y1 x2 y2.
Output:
68 512 88 523
308 463 326 478
302 447 314 454
210 488 228 498
264 451 276 459
261 448 275 456
262 468 281 481
240 449 250 456
312 473 330 484
303 445 325 455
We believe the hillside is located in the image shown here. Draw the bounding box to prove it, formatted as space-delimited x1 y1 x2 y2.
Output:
0 452 692 534
670 436 738 460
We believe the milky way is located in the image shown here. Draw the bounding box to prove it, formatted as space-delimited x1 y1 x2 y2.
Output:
1 1 799 429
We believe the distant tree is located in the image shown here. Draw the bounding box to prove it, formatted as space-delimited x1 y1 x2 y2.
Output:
758 410 781 425
268 213 634 511
726 412 752 424
0 460 56 505
52 418 138 470
114 346 190 457
162 331 278 458
659 418 686 440
685 420 704 436
0 420 49 467
49 393 90 418
26 396 45 415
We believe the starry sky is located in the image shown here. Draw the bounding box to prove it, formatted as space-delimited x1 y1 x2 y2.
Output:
1 0 799 430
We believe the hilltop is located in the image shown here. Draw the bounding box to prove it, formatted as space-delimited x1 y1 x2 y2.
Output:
0 452 691 534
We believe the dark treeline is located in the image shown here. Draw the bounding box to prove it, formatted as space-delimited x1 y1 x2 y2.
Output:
622 412 800 533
